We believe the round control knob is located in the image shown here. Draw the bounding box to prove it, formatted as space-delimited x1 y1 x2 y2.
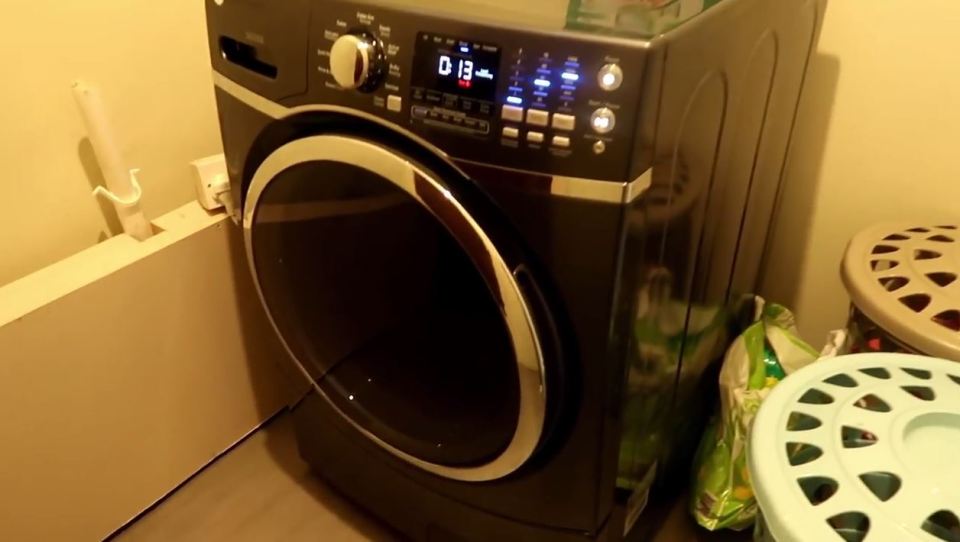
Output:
598 63 624 92
329 31 385 92
591 108 617 134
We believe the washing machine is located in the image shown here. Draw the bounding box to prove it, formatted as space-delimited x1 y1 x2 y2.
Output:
205 0 824 539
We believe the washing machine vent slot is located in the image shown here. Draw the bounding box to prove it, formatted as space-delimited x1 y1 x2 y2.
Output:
786 412 822 432
928 273 958 287
872 245 898 255
859 367 891 380
922 511 960 542
933 310 960 331
899 294 932 313
914 249 942 261
798 388 834 405
824 374 858 388
797 477 837 506
878 276 909 292
827 512 870 542
870 259 899 271
853 394 891 413
901 367 932 380
902 385 936 401
841 427 878 449
858 472 901 502
786 442 822 466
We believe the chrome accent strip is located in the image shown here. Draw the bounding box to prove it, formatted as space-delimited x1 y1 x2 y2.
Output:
244 135 547 482
453 156 653 204
625 169 654 202
552 174 627 202
213 71 653 204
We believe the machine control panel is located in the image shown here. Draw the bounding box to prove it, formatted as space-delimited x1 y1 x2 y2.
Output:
408 32 501 137
304 1 647 182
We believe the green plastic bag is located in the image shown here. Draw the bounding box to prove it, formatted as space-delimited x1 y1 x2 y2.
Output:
690 299 821 531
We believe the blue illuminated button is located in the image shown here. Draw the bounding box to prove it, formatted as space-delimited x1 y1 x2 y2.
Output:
533 78 552 88
506 96 523 105
561 72 580 82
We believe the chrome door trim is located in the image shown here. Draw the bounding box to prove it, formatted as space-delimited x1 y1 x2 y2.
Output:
213 71 652 204
244 135 547 482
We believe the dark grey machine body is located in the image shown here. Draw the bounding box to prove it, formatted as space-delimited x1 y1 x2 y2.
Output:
205 0 825 539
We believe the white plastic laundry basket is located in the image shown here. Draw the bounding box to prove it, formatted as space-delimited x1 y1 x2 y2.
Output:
750 353 960 542
842 223 960 360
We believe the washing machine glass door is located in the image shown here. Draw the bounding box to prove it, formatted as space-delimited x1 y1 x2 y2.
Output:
244 135 547 482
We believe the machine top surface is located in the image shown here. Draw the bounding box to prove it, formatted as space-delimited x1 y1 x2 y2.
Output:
365 0 725 39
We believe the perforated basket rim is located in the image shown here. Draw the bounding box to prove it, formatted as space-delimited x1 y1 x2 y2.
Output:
750 353 960 542
842 222 960 360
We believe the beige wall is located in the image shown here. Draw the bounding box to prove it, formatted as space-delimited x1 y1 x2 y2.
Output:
1 0 221 286
764 0 960 344
3 1 958 349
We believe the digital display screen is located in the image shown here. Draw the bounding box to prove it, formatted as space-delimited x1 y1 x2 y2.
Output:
413 33 501 103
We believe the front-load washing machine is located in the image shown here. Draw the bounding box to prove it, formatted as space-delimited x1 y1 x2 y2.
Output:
205 0 824 539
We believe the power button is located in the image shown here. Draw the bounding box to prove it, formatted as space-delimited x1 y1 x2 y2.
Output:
598 64 624 92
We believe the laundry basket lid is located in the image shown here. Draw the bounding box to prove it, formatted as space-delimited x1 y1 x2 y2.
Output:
842 223 960 361
750 353 960 542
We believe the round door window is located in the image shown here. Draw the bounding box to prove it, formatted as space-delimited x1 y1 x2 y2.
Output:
245 137 543 473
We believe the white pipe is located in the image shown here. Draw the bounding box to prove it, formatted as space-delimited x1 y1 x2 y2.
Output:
72 81 153 241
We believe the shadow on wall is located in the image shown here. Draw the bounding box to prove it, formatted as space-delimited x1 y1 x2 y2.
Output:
761 53 842 314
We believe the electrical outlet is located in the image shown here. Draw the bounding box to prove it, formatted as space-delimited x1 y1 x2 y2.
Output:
191 154 229 211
